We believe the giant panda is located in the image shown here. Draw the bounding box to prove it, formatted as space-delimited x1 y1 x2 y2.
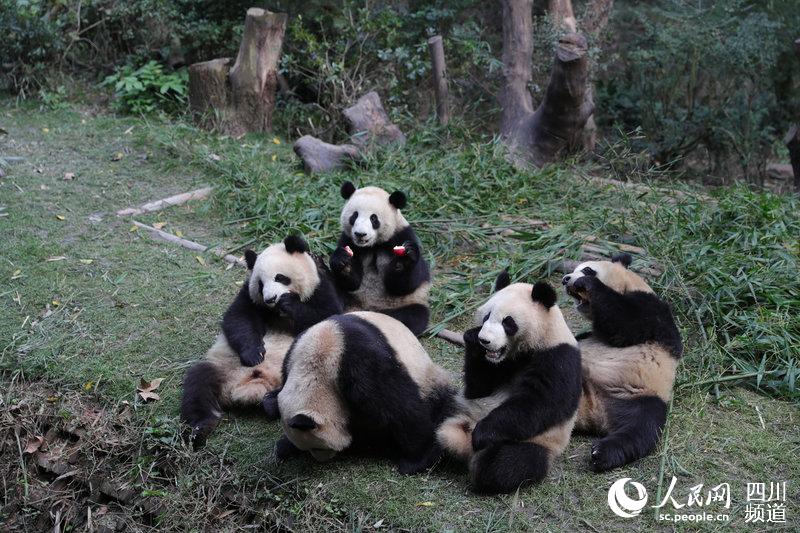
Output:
436 273 582 494
328 182 431 336
274 311 455 474
180 235 343 446
561 252 683 472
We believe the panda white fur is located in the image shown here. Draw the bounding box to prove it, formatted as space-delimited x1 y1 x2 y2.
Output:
180 236 343 446
562 252 683 471
329 182 431 336
436 273 582 494
274 311 455 474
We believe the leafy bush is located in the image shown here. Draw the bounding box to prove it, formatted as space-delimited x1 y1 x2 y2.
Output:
597 0 800 182
102 60 187 115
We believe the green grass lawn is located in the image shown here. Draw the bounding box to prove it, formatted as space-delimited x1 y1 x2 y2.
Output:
1 101 798 531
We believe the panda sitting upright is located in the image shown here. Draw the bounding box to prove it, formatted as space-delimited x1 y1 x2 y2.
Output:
181 235 342 446
562 252 683 472
275 311 455 474
329 181 431 335
437 273 582 494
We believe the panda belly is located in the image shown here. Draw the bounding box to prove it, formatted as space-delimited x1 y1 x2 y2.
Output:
577 336 678 432
205 331 294 407
347 252 430 312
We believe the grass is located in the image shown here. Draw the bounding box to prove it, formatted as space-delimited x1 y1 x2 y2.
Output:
1 101 798 531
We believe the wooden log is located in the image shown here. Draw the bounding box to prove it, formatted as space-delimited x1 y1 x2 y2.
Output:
132 221 244 266
427 36 450 126
344 91 406 147
188 58 231 129
228 8 287 135
116 187 212 217
435 329 465 347
293 136 360 173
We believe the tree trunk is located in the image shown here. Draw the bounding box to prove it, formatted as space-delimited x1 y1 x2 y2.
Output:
500 0 592 167
548 0 576 32
428 36 450 126
187 9 287 135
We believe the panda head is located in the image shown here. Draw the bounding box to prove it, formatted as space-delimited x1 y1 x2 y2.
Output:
278 321 353 462
472 271 574 363
243 235 320 308
561 252 653 317
339 181 409 248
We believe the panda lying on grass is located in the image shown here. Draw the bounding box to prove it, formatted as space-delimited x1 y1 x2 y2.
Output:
180 236 343 447
437 272 582 494
274 311 456 474
562 252 683 472
329 181 431 336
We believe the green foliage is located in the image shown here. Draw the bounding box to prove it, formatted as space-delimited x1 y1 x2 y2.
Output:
102 61 188 115
597 0 799 181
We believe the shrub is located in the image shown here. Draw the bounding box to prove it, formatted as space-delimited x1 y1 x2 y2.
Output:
102 60 187 115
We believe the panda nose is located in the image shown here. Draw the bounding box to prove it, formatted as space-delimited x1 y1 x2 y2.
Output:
478 337 490 346
562 275 571 285
354 231 366 239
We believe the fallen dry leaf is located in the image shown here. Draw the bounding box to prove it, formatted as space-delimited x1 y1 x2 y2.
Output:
153 222 167 230
79 259 93 265
195 255 206 266
46 256 67 262
111 151 124 161
174 230 183 237
272 137 281 145
124 126 134 135
63 172 75 181
51 299 61 306
24 436 45 454
137 377 164 402
129 225 138 232
11 269 22 280
415 501 435 507
208 153 222 161
42 127 50 133
55 214 65 220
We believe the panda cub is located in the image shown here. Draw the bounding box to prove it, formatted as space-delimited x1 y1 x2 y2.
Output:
329 181 431 335
437 273 582 494
275 311 455 474
562 252 683 472
180 236 342 446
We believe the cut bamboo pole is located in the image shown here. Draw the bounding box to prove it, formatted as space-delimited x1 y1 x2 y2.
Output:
427 36 450 126
117 187 212 217
132 221 243 266
435 328 465 347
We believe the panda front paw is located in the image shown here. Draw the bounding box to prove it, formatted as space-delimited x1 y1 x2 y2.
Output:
390 241 420 272
463 327 487 353
571 274 601 297
590 438 627 472
276 292 300 318
330 247 353 274
275 435 302 461
471 419 499 452
262 389 281 420
239 346 265 367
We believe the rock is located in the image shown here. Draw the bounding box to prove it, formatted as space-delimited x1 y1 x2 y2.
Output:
293 136 360 173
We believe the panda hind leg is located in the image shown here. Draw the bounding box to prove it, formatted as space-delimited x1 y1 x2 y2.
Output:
180 361 224 449
591 395 667 472
469 442 550 495
395 439 443 475
261 388 281 420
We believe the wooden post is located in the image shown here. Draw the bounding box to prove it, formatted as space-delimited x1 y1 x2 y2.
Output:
427 36 450 126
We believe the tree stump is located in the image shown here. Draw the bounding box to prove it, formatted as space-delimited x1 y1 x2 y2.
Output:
187 8 287 135
428 36 450 125
293 136 360 173
344 91 406 147
500 0 593 168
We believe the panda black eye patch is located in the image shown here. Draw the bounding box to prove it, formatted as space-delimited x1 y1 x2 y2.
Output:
581 267 597 276
502 316 518 336
349 211 358 225
258 280 264 294
482 313 490 323
275 274 291 285
370 214 380 229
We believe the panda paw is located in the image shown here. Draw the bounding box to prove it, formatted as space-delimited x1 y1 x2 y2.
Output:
275 435 302 461
330 247 353 274
239 346 265 367
262 389 281 420
572 274 601 297
399 241 420 263
471 419 498 452
276 292 300 318
590 438 626 472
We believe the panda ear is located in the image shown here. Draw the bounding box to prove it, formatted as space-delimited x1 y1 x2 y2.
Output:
531 281 557 309
283 235 309 254
494 269 511 292
388 190 407 210
340 181 356 200
244 249 257 270
611 252 632 269
288 413 318 430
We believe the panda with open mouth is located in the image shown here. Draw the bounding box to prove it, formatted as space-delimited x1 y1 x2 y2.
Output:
436 272 582 494
180 236 343 447
562 252 683 472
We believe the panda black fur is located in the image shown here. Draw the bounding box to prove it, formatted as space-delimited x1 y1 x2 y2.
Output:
437 274 582 494
274 311 455 474
562 252 683 472
180 236 343 446
329 182 431 336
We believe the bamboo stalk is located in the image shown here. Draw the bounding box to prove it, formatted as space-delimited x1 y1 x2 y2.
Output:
117 186 213 217
132 220 243 266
